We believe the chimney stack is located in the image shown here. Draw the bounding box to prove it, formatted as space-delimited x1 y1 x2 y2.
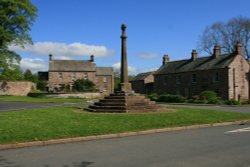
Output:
191 50 198 61
213 45 221 58
90 55 94 62
162 55 170 65
235 41 243 55
49 54 52 61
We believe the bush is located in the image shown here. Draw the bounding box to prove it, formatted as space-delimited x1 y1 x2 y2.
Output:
225 99 241 105
75 79 96 92
146 93 158 101
200 91 218 104
37 80 47 92
157 94 186 103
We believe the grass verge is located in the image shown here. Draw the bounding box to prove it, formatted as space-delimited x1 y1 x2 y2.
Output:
0 106 250 144
0 95 89 103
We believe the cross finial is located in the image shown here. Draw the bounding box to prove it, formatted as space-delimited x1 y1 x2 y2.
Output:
121 24 126 32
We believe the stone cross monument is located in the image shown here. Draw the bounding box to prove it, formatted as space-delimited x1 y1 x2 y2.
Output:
120 24 132 93
88 24 158 113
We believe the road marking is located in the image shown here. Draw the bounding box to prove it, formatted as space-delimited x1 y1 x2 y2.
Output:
225 127 250 133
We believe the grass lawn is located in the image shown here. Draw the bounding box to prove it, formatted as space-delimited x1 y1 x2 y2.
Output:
0 106 250 144
0 95 89 103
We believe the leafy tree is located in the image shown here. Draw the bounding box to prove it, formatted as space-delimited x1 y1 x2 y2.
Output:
198 16 250 60
0 0 37 80
0 50 23 80
36 80 47 91
24 69 37 82
75 79 96 92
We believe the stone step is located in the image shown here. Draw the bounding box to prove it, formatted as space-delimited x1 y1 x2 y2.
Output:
95 101 155 106
100 98 152 103
90 105 157 110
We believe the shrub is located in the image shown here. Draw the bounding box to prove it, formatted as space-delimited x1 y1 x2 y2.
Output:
147 93 158 101
75 79 96 92
225 99 241 105
200 91 218 104
37 80 47 92
157 94 186 103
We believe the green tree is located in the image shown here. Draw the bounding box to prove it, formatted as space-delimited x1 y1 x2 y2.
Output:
24 69 37 82
75 79 96 92
198 16 250 60
0 0 37 80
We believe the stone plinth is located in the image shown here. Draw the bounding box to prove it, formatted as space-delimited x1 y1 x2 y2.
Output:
88 93 158 113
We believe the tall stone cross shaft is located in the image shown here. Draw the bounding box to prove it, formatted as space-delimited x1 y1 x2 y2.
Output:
120 24 132 93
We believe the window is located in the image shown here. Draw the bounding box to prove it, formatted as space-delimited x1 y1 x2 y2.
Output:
176 76 181 84
95 77 99 83
103 77 107 83
215 72 219 82
164 76 168 84
192 74 197 83
71 73 76 81
58 72 63 79
83 73 88 80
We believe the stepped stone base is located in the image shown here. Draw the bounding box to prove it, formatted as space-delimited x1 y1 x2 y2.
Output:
88 93 159 113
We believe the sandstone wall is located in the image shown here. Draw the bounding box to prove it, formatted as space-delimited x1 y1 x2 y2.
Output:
0 81 35 96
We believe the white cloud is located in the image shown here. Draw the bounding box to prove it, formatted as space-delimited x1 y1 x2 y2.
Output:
138 52 159 59
20 58 48 73
9 42 114 58
112 62 137 75
112 62 159 76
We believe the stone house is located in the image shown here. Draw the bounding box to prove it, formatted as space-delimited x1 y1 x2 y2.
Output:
130 71 155 94
154 42 250 101
41 55 114 94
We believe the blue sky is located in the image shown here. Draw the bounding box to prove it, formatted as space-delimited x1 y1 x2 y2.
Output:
11 0 250 74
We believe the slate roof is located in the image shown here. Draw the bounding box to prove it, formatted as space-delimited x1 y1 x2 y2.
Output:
155 54 236 75
49 60 96 72
131 71 155 81
96 67 114 75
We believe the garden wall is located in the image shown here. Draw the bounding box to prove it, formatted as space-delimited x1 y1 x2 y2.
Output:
0 81 35 96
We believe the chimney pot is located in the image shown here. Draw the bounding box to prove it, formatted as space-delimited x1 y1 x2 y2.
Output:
49 54 52 61
90 55 94 62
235 41 243 55
191 50 198 61
162 55 170 65
213 45 221 58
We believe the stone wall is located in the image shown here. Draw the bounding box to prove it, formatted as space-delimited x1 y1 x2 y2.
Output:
154 68 229 100
228 55 250 101
0 81 35 96
48 71 114 94
45 92 103 99
96 75 114 94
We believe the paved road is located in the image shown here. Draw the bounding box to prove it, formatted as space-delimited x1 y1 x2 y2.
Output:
1 123 250 167
162 104 250 113
1 101 250 113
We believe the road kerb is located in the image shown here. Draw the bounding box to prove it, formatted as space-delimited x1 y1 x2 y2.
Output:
0 119 249 151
